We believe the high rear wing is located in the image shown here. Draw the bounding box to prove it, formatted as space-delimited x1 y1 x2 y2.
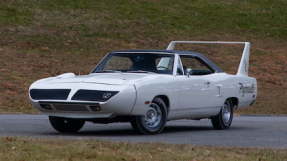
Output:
166 41 251 76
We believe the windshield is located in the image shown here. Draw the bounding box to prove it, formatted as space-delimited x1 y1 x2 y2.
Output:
93 53 174 74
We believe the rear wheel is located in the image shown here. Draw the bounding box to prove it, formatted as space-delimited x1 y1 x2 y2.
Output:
49 116 85 133
131 98 167 134
211 99 233 130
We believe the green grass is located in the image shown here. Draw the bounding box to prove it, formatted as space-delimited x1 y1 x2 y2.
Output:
1 0 287 39
0 137 287 161
0 0 286 113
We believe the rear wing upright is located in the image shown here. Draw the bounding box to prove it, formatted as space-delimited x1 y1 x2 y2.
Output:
166 41 251 76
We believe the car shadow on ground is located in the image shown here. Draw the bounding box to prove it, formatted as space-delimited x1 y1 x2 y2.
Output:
45 124 250 137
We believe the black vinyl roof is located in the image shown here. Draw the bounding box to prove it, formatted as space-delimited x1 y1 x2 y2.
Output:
111 49 223 73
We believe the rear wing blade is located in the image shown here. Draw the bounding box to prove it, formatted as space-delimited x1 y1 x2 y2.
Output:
166 41 251 76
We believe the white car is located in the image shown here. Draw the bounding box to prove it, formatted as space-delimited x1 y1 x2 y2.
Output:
29 41 257 134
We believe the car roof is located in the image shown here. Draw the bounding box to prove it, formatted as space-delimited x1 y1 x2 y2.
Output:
112 49 187 54
111 49 223 73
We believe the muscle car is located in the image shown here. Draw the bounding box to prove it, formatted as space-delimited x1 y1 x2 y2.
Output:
29 41 257 134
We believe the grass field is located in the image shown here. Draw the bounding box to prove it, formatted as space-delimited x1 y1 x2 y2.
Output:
0 137 287 161
0 0 286 114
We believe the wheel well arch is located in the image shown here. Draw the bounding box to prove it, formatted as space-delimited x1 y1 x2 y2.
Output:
226 97 239 108
154 95 170 112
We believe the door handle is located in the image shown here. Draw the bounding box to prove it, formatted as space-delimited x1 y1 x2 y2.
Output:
205 82 210 85
203 81 211 88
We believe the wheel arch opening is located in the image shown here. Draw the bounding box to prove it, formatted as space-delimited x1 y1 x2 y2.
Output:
227 97 239 109
154 95 170 113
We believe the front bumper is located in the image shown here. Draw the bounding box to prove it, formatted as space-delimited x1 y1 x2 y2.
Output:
29 83 137 119
31 101 120 119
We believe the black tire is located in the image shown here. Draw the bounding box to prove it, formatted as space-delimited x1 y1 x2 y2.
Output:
49 116 85 133
130 97 167 134
211 99 234 130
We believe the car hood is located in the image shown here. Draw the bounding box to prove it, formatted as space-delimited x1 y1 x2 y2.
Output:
34 73 155 85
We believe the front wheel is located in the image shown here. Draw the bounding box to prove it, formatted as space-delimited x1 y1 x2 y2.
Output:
211 100 233 130
130 98 167 134
49 116 85 133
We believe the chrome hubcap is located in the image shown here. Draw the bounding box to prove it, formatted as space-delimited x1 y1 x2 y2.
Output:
144 103 162 129
222 102 231 125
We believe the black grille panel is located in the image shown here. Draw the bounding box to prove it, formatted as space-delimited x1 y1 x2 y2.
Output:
30 89 71 100
38 102 100 112
72 90 118 102
53 104 88 112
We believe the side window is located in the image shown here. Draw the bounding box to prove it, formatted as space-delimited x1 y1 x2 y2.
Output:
180 56 214 75
104 56 132 71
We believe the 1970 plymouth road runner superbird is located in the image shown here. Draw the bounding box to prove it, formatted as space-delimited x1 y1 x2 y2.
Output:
29 41 257 134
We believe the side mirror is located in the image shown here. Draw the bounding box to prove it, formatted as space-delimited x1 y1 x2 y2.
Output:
186 68 193 77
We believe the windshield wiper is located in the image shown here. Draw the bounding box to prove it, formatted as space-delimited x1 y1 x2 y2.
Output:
126 70 156 74
95 70 122 73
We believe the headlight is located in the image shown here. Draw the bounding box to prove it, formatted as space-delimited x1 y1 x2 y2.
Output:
72 90 119 102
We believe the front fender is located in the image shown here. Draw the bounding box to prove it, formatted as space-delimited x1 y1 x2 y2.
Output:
131 82 174 116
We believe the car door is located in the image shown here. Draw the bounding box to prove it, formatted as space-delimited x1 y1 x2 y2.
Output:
175 55 221 116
